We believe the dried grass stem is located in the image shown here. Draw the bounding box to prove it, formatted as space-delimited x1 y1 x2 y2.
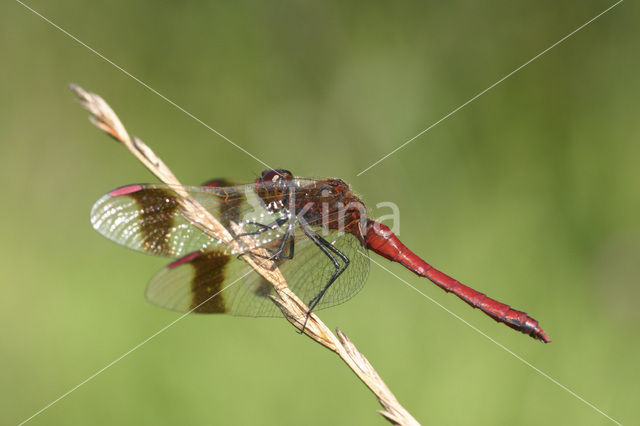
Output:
71 84 419 425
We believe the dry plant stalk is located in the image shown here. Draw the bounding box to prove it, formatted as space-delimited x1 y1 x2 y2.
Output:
71 84 419 425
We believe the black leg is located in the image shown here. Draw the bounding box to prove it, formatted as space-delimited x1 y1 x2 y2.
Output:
300 226 350 331
307 233 350 311
275 230 295 259
235 217 288 238
247 226 295 265
235 216 293 262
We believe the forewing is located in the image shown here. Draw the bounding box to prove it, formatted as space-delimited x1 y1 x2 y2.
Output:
90 183 289 258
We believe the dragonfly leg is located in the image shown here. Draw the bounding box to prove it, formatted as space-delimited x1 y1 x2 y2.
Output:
235 217 293 263
244 226 295 264
301 226 350 331
273 228 295 260
235 217 288 238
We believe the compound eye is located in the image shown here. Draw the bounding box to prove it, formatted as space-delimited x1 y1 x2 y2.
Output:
261 169 293 183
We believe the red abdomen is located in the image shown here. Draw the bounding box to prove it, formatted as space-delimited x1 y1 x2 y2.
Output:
364 220 550 343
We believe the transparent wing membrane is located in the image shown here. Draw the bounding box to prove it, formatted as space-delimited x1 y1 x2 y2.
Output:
145 229 369 317
93 180 370 316
90 183 293 258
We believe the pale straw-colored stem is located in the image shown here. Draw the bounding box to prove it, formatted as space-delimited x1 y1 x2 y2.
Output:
70 84 419 425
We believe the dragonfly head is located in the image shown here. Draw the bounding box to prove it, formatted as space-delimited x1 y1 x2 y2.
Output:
255 169 294 212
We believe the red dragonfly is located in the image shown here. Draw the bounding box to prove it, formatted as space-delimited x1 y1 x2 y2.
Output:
91 169 550 342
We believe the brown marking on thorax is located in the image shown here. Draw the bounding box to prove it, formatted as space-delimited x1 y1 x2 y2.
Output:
291 179 368 244
255 170 368 244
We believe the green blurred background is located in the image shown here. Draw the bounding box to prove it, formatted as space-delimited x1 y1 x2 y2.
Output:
1 1 638 425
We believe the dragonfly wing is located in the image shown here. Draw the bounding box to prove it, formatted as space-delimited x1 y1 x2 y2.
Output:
90 183 287 258
200 178 239 187
145 249 279 316
145 228 369 316
279 228 370 311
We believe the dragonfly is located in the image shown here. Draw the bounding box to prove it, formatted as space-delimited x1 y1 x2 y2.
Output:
91 169 550 343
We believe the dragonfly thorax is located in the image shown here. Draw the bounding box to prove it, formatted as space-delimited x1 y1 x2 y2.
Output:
254 170 368 242
292 180 368 244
